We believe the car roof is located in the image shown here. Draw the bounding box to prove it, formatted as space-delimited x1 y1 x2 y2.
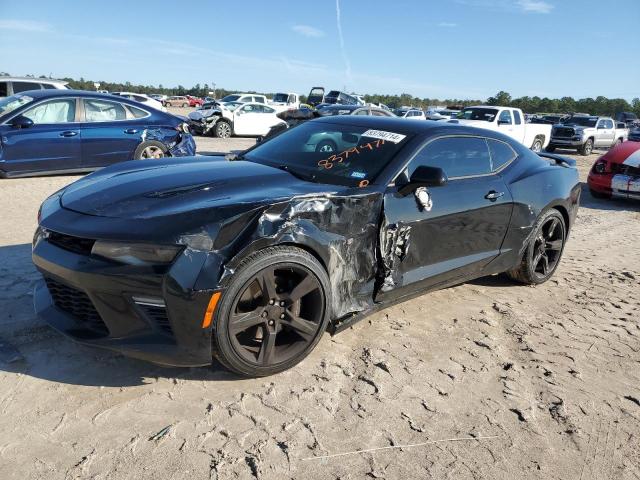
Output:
0 76 68 85
9 89 131 100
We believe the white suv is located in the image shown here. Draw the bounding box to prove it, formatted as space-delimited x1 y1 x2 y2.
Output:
220 93 268 104
0 77 69 98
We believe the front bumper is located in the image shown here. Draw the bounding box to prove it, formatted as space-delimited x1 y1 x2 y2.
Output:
588 172 640 199
32 229 217 367
549 138 584 148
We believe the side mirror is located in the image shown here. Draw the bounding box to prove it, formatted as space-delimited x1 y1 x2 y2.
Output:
11 115 34 129
398 166 447 195
597 124 605 129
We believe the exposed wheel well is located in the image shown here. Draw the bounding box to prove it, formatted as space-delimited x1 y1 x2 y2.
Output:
279 242 328 274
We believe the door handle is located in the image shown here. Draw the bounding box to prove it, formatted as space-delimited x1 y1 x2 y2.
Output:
124 129 139 134
60 131 78 137
485 190 504 201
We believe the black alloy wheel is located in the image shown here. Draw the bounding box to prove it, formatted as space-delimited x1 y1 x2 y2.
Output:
212 246 329 377
507 209 566 285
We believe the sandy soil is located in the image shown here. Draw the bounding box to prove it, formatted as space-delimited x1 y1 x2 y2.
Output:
0 138 638 480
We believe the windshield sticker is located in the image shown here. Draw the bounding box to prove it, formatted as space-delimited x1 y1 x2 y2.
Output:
350 171 366 179
317 139 386 170
361 129 406 144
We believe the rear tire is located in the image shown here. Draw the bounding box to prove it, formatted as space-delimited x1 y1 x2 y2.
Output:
133 140 167 159
211 246 330 377
579 138 594 156
507 209 566 285
531 137 544 153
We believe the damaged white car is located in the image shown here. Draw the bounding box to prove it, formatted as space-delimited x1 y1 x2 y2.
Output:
187 101 286 138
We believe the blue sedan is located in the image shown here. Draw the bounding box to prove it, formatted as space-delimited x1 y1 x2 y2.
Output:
0 90 195 178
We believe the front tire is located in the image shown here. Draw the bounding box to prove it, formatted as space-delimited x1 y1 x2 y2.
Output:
579 138 594 156
133 141 167 159
214 120 232 138
212 246 330 377
507 209 566 285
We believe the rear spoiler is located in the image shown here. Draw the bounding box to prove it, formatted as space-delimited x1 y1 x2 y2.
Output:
537 152 576 168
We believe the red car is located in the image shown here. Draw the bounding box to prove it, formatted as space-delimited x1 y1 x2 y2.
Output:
588 141 640 200
186 95 203 107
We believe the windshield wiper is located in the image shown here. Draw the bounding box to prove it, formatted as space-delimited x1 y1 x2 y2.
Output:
273 164 314 182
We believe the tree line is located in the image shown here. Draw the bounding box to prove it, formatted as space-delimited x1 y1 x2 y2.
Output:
4 74 638 117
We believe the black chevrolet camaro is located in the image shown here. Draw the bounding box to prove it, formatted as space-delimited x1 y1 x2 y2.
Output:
33 117 580 377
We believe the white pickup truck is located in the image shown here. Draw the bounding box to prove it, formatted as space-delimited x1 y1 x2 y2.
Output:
269 92 300 112
451 106 551 152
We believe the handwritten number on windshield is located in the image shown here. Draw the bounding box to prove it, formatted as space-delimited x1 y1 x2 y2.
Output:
317 139 385 170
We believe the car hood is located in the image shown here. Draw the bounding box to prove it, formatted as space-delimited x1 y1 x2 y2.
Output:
60 157 339 220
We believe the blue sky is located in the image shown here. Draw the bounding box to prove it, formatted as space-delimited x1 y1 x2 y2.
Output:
1 0 638 100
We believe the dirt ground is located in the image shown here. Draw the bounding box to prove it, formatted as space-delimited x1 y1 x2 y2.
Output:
0 134 639 480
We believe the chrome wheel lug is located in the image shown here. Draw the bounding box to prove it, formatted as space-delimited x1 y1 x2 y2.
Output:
280 313 285 319
268 319 275 326
279 301 285 307
269 299 275 305
261 311 268 318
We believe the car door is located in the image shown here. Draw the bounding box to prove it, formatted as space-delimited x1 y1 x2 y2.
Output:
233 104 262 135
497 109 518 141
598 119 615 146
0 97 82 175
511 109 526 143
80 97 144 167
375 135 514 302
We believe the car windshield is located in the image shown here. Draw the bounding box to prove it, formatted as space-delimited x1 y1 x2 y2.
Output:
243 122 412 187
221 94 241 102
272 93 288 102
394 109 408 116
0 94 34 117
564 117 597 127
457 108 498 122
222 101 242 111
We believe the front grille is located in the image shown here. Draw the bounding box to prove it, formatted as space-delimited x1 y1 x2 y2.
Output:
553 127 574 138
45 278 109 336
139 304 173 336
611 163 640 177
47 231 95 256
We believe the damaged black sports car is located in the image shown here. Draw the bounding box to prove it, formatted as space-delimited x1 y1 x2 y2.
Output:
33 117 580 376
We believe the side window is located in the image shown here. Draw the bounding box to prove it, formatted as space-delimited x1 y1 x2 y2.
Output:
372 109 388 117
513 110 522 125
23 99 76 124
133 95 147 103
409 137 492 179
487 138 517 171
84 99 127 121
41 83 57 90
597 120 606 129
606 120 614 129
498 110 512 125
240 104 257 113
0 81 7 97
240 96 251 103
262 106 275 114
254 96 265 104
128 105 149 119
354 109 369 115
12 81 42 93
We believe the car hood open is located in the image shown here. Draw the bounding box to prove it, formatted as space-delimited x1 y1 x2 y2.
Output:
60 157 338 219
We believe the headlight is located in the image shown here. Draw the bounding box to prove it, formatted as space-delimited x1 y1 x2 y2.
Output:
91 241 182 265
594 160 607 173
